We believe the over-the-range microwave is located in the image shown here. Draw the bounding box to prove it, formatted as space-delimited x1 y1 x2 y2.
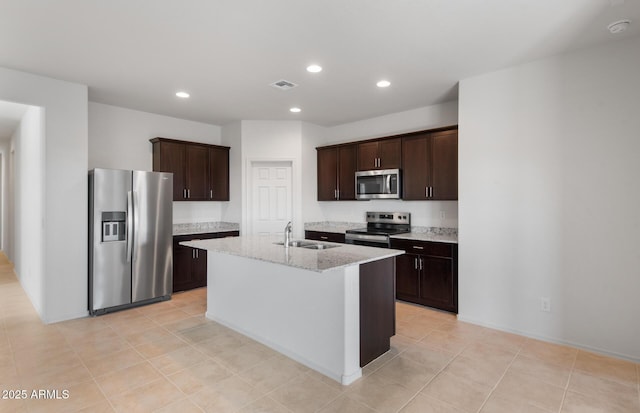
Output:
355 169 401 200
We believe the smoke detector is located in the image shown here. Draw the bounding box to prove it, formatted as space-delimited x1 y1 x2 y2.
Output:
608 19 631 34
270 79 298 90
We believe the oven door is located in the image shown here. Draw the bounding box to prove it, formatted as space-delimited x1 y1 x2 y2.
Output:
355 169 401 200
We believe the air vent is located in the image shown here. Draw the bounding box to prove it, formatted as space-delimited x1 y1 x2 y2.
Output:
270 79 298 90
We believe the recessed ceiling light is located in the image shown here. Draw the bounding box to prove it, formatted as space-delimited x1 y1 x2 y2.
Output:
176 91 190 98
376 80 391 88
290 107 301 113
306 64 322 73
608 19 631 34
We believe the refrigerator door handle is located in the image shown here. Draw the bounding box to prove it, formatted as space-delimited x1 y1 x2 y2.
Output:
126 191 133 263
132 191 139 263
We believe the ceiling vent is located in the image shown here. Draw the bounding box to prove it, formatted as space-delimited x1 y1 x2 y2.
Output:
270 79 298 90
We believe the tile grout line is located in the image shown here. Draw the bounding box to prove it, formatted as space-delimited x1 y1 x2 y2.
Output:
637 363 640 410
391 337 469 413
556 346 579 413
473 343 522 413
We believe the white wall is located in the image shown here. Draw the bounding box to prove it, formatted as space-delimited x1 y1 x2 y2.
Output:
0 139 9 253
325 101 458 144
317 101 460 227
301 122 327 223
11 107 45 315
0 67 88 323
458 35 640 361
88 102 224 224
239 121 303 237
221 121 242 226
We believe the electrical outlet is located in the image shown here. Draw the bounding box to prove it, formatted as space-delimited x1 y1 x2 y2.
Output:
439 211 446 219
540 297 551 312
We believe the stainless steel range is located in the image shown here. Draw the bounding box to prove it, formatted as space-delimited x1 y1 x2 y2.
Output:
345 212 410 248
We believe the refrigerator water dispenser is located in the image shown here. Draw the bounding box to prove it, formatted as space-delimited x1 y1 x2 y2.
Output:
101 211 126 242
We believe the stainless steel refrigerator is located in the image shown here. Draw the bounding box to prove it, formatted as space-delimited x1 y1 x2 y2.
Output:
89 168 173 315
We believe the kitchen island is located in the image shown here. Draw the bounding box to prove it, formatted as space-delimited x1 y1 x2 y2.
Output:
181 235 404 385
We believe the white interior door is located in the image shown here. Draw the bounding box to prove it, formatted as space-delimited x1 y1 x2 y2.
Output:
249 161 292 236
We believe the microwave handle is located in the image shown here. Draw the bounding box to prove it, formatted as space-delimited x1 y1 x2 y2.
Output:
385 174 391 194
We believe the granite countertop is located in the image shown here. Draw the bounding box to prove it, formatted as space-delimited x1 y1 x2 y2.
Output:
173 221 239 236
304 221 458 244
181 235 404 273
391 227 458 244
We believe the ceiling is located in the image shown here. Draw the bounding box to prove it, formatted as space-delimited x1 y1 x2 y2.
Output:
1 0 638 127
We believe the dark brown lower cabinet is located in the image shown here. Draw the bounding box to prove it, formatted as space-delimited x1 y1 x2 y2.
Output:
359 257 396 367
173 231 239 292
390 239 458 313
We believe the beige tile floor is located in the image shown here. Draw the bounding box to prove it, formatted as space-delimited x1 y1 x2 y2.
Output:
0 252 638 412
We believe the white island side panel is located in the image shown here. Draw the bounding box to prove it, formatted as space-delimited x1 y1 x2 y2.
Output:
205 251 362 385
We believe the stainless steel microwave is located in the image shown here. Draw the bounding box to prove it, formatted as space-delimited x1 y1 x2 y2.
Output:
355 169 401 200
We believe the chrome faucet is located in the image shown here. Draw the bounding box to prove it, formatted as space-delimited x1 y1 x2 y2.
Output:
284 221 292 246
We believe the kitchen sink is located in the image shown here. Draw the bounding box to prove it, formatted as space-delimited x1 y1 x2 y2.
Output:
301 243 339 250
274 240 340 250
274 240 315 247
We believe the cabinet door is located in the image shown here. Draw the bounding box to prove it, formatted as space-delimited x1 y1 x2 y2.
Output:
192 249 207 287
420 256 455 312
402 135 430 200
337 144 357 200
185 145 209 201
155 141 187 201
395 253 420 300
357 141 379 171
317 147 338 201
430 130 458 200
209 146 229 201
378 138 401 169
173 241 195 292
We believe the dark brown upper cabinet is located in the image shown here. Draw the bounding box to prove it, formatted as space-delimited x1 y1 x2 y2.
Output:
209 146 230 201
357 138 401 171
317 144 357 201
402 129 458 200
151 138 230 201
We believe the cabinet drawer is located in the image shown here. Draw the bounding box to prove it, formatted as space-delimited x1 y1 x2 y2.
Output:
390 238 453 258
305 230 345 243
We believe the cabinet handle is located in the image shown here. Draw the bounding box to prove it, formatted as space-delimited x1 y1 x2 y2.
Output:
429 187 433 198
412 245 424 250
425 186 428 198
336 189 340 200
334 189 338 199
183 189 187 199
196 249 199 259
210 189 213 199
320 236 328 240
414 257 418 269
419 258 423 271
192 249 195 259
186 189 190 199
